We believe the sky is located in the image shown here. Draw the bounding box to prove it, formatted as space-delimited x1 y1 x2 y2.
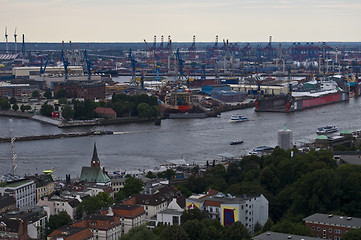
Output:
1 0 361 43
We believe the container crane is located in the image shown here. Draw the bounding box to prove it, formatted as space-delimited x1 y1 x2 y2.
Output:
83 50 93 81
61 49 69 80
5 27 9 53
40 56 48 74
21 34 25 55
14 28 17 53
128 49 137 85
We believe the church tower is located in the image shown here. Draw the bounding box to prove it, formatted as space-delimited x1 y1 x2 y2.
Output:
91 143 100 168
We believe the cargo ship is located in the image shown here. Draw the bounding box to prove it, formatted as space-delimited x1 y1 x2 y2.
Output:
255 90 349 112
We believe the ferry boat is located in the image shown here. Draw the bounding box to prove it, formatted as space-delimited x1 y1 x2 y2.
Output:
229 114 248 122
316 125 338 135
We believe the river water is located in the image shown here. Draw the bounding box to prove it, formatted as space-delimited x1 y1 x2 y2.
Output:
0 96 360 179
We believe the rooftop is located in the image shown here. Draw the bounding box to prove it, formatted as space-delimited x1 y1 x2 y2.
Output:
254 232 319 240
303 213 361 228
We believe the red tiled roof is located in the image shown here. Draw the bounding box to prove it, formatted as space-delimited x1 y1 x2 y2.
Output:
95 107 116 115
200 189 218 199
204 200 222 207
48 226 93 240
112 204 145 218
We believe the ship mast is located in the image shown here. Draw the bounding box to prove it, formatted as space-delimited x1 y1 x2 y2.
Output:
9 119 17 176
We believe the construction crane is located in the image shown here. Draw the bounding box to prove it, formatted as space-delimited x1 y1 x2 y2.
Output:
14 28 17 53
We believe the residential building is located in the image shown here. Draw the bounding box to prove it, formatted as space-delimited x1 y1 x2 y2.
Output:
37 194 82 220
0 195 16 214
253 231 319 240
110 203 146 234
0 217 30 240
304 213 361 239
25 173 54 202
79 144 111 185
156 209 182 226
5 206 47 240
186 190 269 234
47 225 94 240
156 198 184 226
72 212 122 240
126 185 184 219
87 184 114 198
110 178 126 193
0 179 36 208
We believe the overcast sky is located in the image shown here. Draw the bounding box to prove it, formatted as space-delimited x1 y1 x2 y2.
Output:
1 0 360 43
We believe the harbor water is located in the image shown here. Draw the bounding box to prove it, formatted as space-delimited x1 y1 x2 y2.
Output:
0 98 360 179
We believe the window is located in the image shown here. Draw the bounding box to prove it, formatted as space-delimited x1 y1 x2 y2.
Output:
317 227 320 231
312 226 315 230
329 228 332 233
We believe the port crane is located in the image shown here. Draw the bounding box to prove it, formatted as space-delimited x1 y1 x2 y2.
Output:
61 49 69 80
83 50 93 80
39 56 48 74
128 49 137 85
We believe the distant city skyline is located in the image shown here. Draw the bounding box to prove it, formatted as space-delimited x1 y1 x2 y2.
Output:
1 0 361 43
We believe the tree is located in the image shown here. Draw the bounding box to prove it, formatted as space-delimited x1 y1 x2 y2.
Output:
157 169 176 179
77 192 114 216
32 90 40 98
261 218 275 233
270 220 313 236
20 104 31 112
40 102 54 117
146 171 156 179
55 88 67 99
46 211 72 235
159 225 190 240
181 208 207 224
342 228 361 240
20 104 26 112
9 97 17 104
199 218 224 240
115 177 144 202
182 219 203 240
137 103 152 119
221 221 251 240
120 225 157 240
61 104 74 120
12 103 19 111
0 99 10 110
44 89 52 99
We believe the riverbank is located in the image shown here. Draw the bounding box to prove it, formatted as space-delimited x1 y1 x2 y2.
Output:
0 101 255 128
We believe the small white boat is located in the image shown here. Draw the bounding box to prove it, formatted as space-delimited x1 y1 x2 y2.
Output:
229 114 248 123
